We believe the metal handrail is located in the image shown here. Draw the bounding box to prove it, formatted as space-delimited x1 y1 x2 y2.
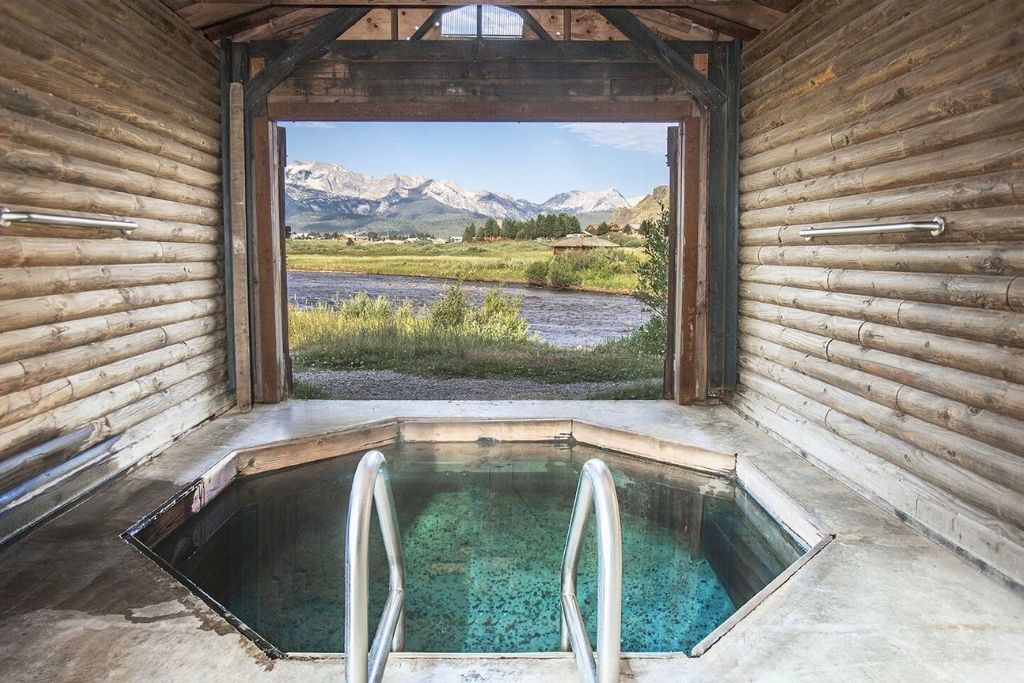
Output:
0 207 137 234
800 216 944 240
559 459 622 683
344 450 405 683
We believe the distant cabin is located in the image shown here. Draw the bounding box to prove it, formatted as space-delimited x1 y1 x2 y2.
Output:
550 233 618 255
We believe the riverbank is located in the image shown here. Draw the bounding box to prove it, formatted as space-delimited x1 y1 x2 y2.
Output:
287 271 651 347
285 238 642 294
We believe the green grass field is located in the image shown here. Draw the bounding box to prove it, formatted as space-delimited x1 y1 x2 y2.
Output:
285 239 642 293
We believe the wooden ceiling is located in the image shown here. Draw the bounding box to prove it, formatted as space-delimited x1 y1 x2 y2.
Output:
161 2 798 43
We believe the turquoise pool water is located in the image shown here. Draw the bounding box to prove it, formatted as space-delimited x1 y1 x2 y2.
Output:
152 441 804 654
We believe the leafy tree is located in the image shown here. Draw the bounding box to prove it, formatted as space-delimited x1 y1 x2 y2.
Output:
481 217 501 239
462 223 477 242
500 219 519 240
366 231 378 241
595 221 611 235
346 237 354 246
634 206 669 319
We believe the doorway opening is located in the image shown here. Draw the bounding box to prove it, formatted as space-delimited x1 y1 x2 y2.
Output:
278 121 676 400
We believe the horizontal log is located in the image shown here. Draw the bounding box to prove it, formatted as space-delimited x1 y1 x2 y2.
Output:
0 298 223 365
0 76 221 174
15 0 220 105
742 0 843 67
0 355 227 461
741 14 1024 150
0 235 220 268
109 384 234 475
730 385 1024 580
742 207 1024 247
742 0 994 118
737 342 1024 491
737 370 1024 529
0 108 221 194
110 0 220 68
0 7 220 134
0 207 221 245
0 280 223 334
741 0 882 86
0 314 224 397
0 172 222 227
0 329 223 429
744 242 1024 277
739 170 1024 230
0 43 219 157
741 61 1024 176
741 132 1024 212
740 281 1024 347
0 139 221 210
742 92 1024 195
0 262 219 300
741 265 1016 309
741 316 1024 424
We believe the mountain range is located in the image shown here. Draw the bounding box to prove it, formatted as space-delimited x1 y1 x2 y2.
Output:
284 160 634 237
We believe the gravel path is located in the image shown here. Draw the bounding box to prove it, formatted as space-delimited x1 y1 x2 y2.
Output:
294 368 658 400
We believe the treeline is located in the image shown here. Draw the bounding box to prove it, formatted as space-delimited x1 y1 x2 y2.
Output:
463 214 581 242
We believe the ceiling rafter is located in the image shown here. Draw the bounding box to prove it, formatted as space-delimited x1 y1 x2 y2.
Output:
162 1 793 42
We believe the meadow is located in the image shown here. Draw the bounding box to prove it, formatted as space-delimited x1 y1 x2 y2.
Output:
285 238 643 293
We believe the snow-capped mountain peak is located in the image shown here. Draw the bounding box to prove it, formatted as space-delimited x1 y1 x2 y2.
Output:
285 160 632 236
540 189 631 214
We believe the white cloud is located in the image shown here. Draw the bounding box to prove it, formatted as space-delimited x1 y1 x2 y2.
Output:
557 122 669 155
288 121 337 129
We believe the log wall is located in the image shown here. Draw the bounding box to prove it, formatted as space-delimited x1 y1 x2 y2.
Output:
731 0 1024 586
0 0 232 528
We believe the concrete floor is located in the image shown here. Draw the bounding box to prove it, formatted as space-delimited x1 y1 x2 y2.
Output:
0 401 1021 682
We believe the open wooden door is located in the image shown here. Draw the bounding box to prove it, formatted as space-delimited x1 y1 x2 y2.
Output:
666 118 707 405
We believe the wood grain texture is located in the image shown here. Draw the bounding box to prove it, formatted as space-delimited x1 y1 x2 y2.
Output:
0 0 229 500
732 0 1024 586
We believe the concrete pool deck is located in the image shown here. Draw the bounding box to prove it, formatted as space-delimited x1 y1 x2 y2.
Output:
0 401 1021 681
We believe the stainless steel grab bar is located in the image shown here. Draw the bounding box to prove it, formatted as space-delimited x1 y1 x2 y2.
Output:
0 208 138 233
345 450 405 683
800 216 944 240
560 459 622 683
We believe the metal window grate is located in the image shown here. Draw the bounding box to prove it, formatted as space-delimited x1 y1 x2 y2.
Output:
441 5 524 38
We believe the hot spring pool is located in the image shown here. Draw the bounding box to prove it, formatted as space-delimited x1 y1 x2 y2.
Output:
144 440 806 655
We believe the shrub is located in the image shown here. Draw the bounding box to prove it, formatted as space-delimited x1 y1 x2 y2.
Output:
525 260 549 286
546 256 582 289
467 290 530 341
428 283 469 330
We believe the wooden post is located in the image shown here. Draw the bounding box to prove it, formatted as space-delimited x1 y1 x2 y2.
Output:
228 83 252 412
665 125 680 400
250 118 287 404
677 116 705 405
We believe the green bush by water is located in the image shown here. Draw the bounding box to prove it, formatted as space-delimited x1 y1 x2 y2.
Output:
289 286 663 384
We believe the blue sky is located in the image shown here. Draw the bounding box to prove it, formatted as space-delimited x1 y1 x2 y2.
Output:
282 122 671 203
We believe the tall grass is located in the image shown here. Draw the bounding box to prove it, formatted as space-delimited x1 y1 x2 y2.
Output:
289 287 663 384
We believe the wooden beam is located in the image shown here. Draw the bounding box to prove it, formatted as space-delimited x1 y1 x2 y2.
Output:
665 8 760 41
410 6 447 40
507 7 553 41
598 8 726 108
228 83 252 413
202 7 295 41
249 38 720 61
244 7 370 111
268 100 693 122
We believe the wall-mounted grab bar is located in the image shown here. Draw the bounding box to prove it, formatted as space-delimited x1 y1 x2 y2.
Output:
560 459 622 683
345 450 405 683
0 208 137 234
800 216 944 240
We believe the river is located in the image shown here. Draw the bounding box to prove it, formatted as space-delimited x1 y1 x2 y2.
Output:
286 271 651 348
